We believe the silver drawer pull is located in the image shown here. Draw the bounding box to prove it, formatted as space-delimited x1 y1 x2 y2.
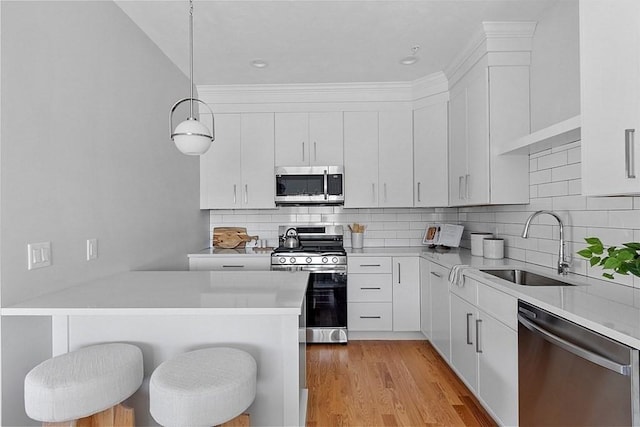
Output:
360 316 381 319
466 313 473 345
430 271 442 278
476 319 483 353
222 265 244 268
360 287 381 290
360 264 381 267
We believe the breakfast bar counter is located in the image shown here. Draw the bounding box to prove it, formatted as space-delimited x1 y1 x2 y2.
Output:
2 271 309 426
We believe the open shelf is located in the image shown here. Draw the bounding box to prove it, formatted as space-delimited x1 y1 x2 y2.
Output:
496 115 581 155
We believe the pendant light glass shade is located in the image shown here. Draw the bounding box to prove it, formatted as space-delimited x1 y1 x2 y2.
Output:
169 0 213 156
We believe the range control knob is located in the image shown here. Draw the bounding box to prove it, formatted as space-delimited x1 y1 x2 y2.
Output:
279 257 286 264
322 257 328 263
332 257 339 264
306 257 313 264
290 257 297 264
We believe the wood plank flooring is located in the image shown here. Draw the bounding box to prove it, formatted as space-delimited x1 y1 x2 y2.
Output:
306 340 496 427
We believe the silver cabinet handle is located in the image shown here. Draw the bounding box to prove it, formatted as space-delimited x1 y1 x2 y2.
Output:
458 176 464 200
360 287 381 290
244 184 248 204
626 129 636 178
233 184 237 204
372 183 376 202
465 174 470 200
430 271 442 278
475 319 483 353
384 183 388 203
360 316 381 319
466 313 473 345
302 141 305 162
314 142 317 161
222 265 245 268
397 262 401 284
518 314 632 375
360 264 381 267
323 169 328 201
417 182 421 202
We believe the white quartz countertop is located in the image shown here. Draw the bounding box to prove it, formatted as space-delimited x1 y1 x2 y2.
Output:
1 271 309 316
188 247 273 257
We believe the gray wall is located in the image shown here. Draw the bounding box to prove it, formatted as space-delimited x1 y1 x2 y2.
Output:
1 1 208 424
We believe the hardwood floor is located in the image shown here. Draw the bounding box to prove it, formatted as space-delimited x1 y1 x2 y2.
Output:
306 340 496 427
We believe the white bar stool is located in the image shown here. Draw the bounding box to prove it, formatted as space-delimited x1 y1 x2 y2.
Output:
150 347 257 427
24 342 143 427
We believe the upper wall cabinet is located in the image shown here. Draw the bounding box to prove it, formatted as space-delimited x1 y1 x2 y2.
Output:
275 112 343 166
413 94 449 207
447 22 534 206
580 0 640 196
344 110 414 208
200 113 275 209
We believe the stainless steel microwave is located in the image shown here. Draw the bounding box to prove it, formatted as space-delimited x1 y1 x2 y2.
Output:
275 166 344 205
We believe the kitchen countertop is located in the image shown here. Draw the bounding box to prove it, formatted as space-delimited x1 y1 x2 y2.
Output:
1 270 309 316
188 247 273 257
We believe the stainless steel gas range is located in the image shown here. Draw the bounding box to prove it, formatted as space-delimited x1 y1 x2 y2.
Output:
271 225 347 343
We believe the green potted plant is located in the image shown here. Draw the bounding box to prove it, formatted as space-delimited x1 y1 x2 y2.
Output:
578 237 640 279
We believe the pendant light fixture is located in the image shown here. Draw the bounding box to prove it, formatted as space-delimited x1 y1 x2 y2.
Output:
169 0 214 156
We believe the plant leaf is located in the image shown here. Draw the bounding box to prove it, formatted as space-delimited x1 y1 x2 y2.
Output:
604 257 622 269
623 242 640 251
585 237 603 245
577 249 593 258
617 249 636 261
603 273 615 280
588 244 604 255
590 256 601 267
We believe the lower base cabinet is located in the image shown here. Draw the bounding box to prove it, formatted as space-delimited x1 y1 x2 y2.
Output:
449 276 518 427
188 256 270 271
429 262 451 360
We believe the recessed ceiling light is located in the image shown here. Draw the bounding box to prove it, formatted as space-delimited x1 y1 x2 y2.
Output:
251 59 268 69
400 45 420 66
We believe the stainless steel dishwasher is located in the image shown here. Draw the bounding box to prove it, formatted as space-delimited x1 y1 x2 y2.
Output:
518 300 639 426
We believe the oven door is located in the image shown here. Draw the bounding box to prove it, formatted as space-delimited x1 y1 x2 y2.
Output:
306 271 347 343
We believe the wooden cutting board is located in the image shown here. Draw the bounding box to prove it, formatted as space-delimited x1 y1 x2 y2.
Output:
212 227 258 249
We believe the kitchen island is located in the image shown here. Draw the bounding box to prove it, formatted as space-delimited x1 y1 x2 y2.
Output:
2 270 309 426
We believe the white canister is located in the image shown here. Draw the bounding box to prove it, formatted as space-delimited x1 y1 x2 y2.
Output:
483 238 505 259
470 232 493 256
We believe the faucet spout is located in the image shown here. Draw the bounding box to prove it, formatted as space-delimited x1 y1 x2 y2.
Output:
522 210 569 275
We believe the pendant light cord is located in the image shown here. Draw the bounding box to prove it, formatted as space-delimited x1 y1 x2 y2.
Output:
189 0 194 119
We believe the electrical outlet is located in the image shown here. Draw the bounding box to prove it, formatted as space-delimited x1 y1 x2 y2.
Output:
27 242 51 270
86 238 98 261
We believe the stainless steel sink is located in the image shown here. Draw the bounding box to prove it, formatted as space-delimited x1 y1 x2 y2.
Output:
480 269 575 286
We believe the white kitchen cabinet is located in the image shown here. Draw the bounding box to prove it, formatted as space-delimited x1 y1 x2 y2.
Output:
347 256 419 332
448 58 530 206
449 276 518 427
429 262 450 360
189 256 270 271
392 257 420 331
275 112 343 166
200 113 275 209
344 111 414 208
450 293 478 392
413 98 449 207
580 0 640 196
419 258 431 339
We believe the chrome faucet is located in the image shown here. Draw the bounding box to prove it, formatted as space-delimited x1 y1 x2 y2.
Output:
522 210 570 275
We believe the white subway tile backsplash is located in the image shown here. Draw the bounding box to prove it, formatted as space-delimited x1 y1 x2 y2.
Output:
608 210 640 229
552 195 587 211
537 151 568 170
531 169 552 185
567 146 581 164
587 196 633 211
538 181 569 197
568 179 582 195
551 163 581 182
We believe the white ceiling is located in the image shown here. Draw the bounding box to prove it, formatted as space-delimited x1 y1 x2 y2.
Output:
115 0 557 86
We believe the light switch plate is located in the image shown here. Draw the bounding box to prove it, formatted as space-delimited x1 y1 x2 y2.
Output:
86 238 98 261
28 242 51 270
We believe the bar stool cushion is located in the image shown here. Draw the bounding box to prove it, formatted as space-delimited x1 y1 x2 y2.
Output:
24 343 143 423
150 347 257 427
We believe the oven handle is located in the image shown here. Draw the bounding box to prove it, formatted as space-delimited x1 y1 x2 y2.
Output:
271 266 347 274
517 313 632 376
324 169 328 201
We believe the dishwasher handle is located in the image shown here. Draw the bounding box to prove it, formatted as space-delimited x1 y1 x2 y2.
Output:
518 313 632 376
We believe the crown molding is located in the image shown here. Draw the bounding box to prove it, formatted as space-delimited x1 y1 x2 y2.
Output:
445 21 537 88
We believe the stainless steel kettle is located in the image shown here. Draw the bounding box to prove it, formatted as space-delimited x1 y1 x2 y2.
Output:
283 227 300 248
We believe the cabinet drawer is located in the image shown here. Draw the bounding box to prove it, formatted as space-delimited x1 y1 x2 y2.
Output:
189 257 270 271
450 275 478 305
348 274 392 302
477 284 517 330
348 257 392 274
348 302 393 331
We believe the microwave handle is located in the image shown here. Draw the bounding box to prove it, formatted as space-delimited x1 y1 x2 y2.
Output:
324 169 328 200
